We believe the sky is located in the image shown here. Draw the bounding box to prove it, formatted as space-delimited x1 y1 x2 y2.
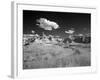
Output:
23 10 91 38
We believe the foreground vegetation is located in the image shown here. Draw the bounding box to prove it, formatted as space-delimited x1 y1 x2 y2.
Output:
23 42 90 69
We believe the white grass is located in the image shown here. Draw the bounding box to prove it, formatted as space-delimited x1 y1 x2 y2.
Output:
23 42 91 69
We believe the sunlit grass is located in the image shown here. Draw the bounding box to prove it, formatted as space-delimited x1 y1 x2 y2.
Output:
23 43 90 69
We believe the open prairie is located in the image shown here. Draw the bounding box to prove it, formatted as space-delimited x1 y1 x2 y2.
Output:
23 42 90 69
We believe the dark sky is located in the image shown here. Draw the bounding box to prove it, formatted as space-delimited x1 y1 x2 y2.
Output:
23 10 91 38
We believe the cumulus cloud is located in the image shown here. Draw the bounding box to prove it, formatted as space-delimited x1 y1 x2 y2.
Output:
36 18 59 30
65 30 75 34
78 34 83 36
31 30 35 34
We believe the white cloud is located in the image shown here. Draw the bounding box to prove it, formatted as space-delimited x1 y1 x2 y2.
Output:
36 18 59 30
65 30 74 34
31 30 35 34
78 34 83 36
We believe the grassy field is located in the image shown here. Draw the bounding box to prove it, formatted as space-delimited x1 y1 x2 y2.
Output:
23 42 91 69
